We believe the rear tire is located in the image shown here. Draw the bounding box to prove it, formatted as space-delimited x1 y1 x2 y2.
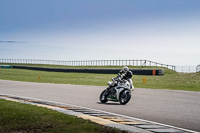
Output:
99 90 108 103
119 90 131 105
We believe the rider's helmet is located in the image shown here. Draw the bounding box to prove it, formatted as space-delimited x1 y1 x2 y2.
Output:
124 71 133 79
123 66 129 72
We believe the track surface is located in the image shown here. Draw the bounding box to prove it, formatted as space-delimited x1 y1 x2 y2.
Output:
0 80 200 132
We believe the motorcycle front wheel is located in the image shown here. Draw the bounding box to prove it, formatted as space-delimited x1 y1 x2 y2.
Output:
99 90 108 103
119 90 131 105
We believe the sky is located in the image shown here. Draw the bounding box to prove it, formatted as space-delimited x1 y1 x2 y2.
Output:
0 0 200 66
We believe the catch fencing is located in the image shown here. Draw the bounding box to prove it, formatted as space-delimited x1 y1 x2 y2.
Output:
196 65 200 73
0 59 175 71
1 59 199 73
175 66 197 73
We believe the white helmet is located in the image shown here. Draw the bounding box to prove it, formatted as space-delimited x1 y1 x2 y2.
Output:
123 66 129 72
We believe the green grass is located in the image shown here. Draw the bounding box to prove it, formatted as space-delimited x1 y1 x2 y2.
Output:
134 73 200 91
0 99 125 133
0 67 200 91
0 68 113 86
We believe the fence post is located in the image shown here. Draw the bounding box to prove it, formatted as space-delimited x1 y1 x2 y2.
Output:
196 65 200 72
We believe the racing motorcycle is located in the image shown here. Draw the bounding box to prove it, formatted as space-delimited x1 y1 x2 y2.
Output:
99 74 134 105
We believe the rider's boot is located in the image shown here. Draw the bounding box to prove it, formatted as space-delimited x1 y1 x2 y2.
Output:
104 86 111 96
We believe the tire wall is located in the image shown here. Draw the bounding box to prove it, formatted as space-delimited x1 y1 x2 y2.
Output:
12 66 164 75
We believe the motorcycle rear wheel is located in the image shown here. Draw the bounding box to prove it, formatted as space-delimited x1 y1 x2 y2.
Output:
119 90 131 105
99 90 108 103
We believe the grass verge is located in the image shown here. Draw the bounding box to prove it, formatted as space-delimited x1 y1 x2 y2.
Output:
0 99 125 133
0 68 200 91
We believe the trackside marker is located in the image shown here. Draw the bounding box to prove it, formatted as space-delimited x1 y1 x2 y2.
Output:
152 69 156 75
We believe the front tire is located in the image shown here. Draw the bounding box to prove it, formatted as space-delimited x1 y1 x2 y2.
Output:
119 90 131 105
99 90 108 103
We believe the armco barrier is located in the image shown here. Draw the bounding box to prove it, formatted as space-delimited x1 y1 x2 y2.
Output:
12 66 164 75
0 65 11 68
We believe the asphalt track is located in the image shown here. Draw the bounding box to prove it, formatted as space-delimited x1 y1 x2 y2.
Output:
0 80 200 132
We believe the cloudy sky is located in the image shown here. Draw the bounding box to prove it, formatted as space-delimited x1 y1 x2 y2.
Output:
0 0 200 66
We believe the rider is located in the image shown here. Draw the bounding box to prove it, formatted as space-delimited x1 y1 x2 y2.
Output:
118 66 133 89
107 66 133 91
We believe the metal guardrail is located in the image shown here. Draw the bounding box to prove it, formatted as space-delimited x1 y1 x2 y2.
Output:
1 59 199 73
0 59 176 71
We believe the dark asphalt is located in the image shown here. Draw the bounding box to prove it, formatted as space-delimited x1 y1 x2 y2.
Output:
0 80 200 132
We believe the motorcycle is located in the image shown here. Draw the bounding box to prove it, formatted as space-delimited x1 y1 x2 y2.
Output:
99 74 134 105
